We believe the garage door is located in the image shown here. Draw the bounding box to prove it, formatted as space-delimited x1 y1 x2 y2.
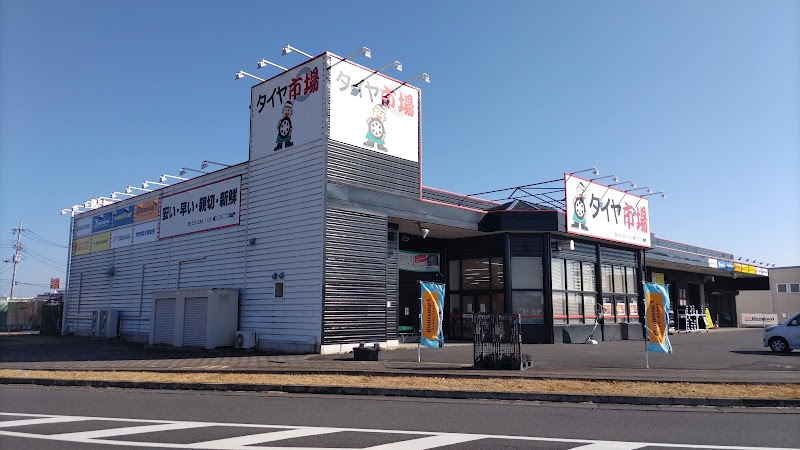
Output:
153 299 176 345
183 297 208 348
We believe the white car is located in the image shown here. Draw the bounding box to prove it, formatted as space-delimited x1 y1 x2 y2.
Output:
763 312 800 353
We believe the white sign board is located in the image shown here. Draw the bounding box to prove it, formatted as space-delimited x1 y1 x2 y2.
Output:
398 251 440 272
707 258 717 268
250 57 325 161
74 216 92 238
739 313 778 327
329 57 420 162
565 175 651 247
159 176 242 239
132 221 159 244
110 226 133 249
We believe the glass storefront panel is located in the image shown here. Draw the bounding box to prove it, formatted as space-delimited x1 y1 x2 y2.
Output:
612 266 625 293
448 260 460 291
628 296 639 319
583 294 598 323
491 258 504 290
552 292 567 324
463 258 490 290
512 291 544 324
625 267 636 294
566 260 582 291
511 257 543 289
582 262 595 292
449 294 461 339
615 294 628 322
552 258 566 290
601 265 613 293
491 293 504 314
567 293 583 323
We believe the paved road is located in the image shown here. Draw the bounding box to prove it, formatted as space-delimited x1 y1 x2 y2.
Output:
0 385 798 449
2 328 798 384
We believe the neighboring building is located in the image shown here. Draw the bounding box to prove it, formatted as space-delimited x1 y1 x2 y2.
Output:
737 266 800 327
59 51 771 353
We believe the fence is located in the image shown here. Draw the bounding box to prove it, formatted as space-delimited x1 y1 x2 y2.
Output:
473 313 531 370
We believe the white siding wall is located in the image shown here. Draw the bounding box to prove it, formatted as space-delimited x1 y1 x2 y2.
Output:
64 166 249 341
242 141 326 353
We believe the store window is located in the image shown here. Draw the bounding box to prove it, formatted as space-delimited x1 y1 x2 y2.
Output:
511 256 543 324
600 264 638 323
552 259 597 324
449 257 505 338
462 258 490 290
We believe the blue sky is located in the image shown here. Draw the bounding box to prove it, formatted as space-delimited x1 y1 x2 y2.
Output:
1 1 798 297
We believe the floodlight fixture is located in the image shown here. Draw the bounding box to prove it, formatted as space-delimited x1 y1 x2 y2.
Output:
281 44 313 58
590 174 618 183
352 61 403 88
126 186 152 194
383 72 430 98
110 191 136 199
160 174 188 183
235 70 265 82
257 59 287 71
625 186 652 194
608 180 636 189
179 167 208 176
201 160 231 169
568 167 600 177
642 191 667 199
142 181 169 189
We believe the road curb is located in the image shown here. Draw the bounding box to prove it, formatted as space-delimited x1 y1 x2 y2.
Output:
4 367 797 385
2 377 798 408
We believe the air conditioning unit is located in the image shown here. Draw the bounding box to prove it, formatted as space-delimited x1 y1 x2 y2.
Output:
235 330 257 349
91 309 119 339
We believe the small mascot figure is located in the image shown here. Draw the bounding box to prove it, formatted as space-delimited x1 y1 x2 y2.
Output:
363 104 388 151
274 101 294 151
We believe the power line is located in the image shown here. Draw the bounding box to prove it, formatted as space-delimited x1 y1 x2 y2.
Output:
21 247 66 270
22 230 67 248
20 249 65 272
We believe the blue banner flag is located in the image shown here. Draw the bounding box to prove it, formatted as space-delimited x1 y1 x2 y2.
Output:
419 281 445 348
644 282 673 353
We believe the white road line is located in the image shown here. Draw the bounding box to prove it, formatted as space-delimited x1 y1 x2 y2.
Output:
0 416 87 428
570 443 648 450
365 433 483 449
0 412 796 450
185 428 340 448
50 422 210 439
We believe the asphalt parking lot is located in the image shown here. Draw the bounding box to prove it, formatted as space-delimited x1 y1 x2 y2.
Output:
1 328 797 383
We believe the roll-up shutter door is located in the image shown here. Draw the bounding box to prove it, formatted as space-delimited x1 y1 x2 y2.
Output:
153 299 176 345
183 297 208 348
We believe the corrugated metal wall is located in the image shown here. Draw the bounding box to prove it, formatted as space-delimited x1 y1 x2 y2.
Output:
421 187 497 210
242 144 325 348
323 208 388 344
327 141 418 198
64 166 248 339
65 142 327 350
386 225 399 339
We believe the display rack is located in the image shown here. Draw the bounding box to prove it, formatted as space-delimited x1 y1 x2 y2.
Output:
676 306 709 333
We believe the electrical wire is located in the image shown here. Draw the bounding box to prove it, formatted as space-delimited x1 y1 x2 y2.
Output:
21 230 68 248
20 249 65 272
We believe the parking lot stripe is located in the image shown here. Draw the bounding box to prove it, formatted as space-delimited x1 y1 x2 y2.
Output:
50 422 210 439
186 427 341 448
0 416 87 428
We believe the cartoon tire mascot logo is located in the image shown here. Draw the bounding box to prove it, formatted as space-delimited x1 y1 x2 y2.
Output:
363 104 388 151
571 182 589 231
274 101 294 151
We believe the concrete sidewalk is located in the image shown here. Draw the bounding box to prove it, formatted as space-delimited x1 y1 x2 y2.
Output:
1 328 798 384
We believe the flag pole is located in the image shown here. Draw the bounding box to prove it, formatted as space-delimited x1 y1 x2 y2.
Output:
643 281 649 369
418 280 422 363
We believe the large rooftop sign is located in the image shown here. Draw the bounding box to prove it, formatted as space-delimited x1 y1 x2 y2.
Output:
249 53 421 163
565 174 651 247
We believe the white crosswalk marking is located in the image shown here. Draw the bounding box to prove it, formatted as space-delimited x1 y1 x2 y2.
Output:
0 411 794 450
51 422 211 440
185 428 340 448
365 434 482 449
0 416 87 428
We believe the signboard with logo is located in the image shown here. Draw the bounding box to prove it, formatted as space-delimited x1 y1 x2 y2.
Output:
112 206 135 228
110 226 134 249
249 57 325 161
74 216 93 238
90 232 111 253
707 258 717 268
398 251 440 272
565 175 651 247
132 221 159 244
135 199 160 222
159 176 242 239
739 313 778 327
50 278 60 289
91 212 114 233
329 56 421 162
73 236 91 255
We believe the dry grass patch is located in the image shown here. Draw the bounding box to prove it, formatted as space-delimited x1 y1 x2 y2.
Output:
1 369 798 399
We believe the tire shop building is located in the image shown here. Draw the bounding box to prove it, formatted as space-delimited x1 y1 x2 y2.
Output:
61 52 769 353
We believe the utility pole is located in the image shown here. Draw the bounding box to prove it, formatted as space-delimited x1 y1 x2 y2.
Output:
7 221 24 299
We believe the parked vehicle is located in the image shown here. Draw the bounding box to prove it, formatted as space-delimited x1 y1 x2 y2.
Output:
763 312 800 353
